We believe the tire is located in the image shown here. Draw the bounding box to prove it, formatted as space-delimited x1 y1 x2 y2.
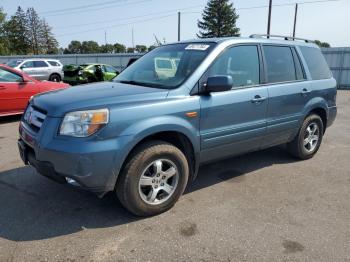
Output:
49 74 61 82
116 141 189 216
287 114 324 160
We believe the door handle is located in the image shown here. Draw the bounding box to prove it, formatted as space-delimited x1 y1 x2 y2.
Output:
0 86 6 91
301 88 311 96
251 95 267 104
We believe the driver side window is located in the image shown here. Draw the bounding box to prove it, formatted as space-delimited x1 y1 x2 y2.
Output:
205 45 260 89
0 68 23 82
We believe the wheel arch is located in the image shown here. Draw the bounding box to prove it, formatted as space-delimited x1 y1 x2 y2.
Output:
303 97 329 133
116 127 200 189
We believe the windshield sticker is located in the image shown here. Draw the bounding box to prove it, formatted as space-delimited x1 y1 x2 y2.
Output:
185 44 210 51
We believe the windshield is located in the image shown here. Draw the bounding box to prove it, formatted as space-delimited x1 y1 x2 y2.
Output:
114 42 215 89
6 60 22 68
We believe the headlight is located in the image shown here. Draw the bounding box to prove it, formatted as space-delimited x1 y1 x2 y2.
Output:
59 109 109 137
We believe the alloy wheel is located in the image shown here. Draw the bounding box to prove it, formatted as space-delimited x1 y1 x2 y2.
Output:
138 159 179 205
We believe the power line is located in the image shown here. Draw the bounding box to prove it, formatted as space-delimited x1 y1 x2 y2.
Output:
55 4 204 30
40 0 127 14
182 0 340 13
54 0 340 38
56 13 177 37
43 0 152 17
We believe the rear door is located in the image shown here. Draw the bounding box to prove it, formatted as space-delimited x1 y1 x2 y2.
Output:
261 45 309 148
199 44 268 163
0 67 38 114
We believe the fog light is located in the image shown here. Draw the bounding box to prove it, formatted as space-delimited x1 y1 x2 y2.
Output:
66 177 79 186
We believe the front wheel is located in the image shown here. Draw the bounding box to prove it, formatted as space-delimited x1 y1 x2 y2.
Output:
116 141 189 216
287 114 324 160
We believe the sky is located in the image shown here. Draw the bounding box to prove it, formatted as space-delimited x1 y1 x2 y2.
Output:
1 0 349 48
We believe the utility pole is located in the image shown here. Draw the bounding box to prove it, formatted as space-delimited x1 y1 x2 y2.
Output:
132 27 134 50
178 12 181 41
293 3 298 38
267 0 272 37
104 31 107 45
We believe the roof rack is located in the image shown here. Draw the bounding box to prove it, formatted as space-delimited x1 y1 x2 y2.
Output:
249 34 314 43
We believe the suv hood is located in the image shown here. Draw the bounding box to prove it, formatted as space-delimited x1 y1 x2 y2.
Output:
32 81 169 117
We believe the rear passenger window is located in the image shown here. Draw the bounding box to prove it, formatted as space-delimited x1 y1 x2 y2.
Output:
300 46 332 80
33 61 49 67
207 45 260 88
263 46 296 83
48 61 60 67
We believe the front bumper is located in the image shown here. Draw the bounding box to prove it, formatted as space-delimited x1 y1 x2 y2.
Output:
18 120 133 195
327 106 337 127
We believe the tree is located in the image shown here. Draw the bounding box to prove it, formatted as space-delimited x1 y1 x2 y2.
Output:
135 45 147 53
4 6 30 55
197 0 240 38
114 43 126 53
26 7 42 54
100 44 114 53
315 40 331 48
64 40 82 54
81 41 100 53
127 47 135 53
0 8 9 55
41 20 58 54
148 45 157 51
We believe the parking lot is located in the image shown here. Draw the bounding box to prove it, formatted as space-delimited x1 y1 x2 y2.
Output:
0 91 349 262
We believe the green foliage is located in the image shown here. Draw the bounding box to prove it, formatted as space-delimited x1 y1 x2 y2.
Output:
63 41 127 54
0 6 58 55
100 44 115 53
135 45 147 53
0 7 9 55
315 40 331 48
198 0 240 38
81 41 100 53
127 47 135 53
113 43 126 53
64 40 82 54
148 45 157 51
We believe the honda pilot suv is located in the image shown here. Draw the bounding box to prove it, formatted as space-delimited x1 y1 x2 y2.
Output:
18 35 337 216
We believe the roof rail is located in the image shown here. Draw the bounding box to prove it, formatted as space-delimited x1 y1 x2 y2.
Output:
249 34 314 43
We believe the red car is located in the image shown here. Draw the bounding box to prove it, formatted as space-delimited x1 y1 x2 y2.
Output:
0 64 69 117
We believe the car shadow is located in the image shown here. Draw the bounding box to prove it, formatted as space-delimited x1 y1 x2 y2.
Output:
0 146 296 242
0 115 22 124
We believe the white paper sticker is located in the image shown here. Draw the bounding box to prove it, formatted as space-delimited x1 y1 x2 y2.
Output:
185 44 210 51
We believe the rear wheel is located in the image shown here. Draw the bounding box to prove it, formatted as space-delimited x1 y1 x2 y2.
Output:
49 74 61 82
116 141 189 216
287 114 324 159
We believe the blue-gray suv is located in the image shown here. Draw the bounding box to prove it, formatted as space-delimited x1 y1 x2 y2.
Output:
18 35 337 216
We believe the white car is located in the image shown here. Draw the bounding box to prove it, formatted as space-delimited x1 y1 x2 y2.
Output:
6 59 64 82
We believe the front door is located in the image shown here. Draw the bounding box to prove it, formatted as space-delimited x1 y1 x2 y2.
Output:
0 67 38 114
199 45 268 163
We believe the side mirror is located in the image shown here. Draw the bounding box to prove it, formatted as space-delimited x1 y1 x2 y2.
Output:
20 77 30 83
202 75 233 94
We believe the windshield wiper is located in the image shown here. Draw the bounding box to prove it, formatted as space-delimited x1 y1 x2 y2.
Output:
117 80 163 88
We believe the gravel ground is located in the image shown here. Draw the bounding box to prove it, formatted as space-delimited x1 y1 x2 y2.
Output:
0 91 349 262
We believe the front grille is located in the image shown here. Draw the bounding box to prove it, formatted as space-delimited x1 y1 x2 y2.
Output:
23 105 47 132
